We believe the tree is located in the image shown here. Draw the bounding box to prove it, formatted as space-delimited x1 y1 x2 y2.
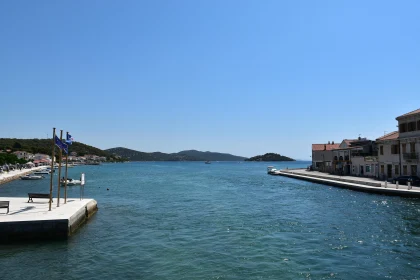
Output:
13 142 22 149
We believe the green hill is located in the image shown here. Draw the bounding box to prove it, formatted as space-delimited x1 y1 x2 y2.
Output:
0 138 112 158
106 147 247 161
105 147 198 161
176 150 247 161
245 153 295 161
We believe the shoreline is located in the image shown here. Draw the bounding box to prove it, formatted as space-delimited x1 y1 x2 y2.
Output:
0 166 46 186
271 168 420 197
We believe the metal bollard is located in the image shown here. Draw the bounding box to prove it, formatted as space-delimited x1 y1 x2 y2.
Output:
396 181 399 189
408 182 411 190
385 181 387 188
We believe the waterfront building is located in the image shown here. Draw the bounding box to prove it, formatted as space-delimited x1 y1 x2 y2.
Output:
311 142 339 172
397 109 420 176
13 151 34 161
376 131 400 179
33 153 52 162
348 138 378 178
332 139 357 175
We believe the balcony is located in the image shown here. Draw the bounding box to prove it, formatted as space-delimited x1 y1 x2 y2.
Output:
403 152 419 162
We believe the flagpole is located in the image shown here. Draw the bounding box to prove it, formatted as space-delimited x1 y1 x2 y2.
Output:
49 128 56 211
64 132 69 204
57 130 63 207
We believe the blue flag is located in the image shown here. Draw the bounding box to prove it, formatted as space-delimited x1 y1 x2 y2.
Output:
62 142 68 154
55 136 68 154
54 135 62 149
66 133 73 145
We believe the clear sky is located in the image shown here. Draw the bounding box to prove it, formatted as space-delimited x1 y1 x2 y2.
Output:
1 0 419 160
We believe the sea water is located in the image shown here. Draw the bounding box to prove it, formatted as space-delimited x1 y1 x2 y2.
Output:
0 161 419 279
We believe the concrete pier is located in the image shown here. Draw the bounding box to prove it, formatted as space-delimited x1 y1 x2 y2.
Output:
0 197 98 242
271 169 420 198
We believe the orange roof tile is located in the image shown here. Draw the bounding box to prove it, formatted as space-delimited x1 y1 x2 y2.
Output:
343 139 358 145
312 144 340 151
396 108 420 120
376 131 399 141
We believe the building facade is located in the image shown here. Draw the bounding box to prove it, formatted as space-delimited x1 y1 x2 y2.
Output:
312 142 339 172
397 109 420 177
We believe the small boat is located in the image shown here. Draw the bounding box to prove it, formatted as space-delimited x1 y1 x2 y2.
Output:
33 170 51 175
205 161 211 164
61 178 82 186
267 166 277 174
21 174 44 180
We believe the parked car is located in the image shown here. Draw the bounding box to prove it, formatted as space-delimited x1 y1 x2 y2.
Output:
392 176 420 186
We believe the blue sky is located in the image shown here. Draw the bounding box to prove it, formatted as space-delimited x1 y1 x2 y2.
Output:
1 0 419 160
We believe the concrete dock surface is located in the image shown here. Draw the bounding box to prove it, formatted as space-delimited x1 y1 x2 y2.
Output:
271 169 420 197
0 197 98 242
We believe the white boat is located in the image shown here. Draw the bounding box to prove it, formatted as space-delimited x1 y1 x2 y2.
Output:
267 166 277 174
21 174 44 180
33 170 51 175
61 178 82 186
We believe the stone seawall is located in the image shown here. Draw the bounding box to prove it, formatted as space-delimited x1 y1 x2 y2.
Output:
275 171 420 198
0 169 38 186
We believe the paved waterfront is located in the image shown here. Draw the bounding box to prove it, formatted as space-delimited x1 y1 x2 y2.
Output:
278 169 420 191
0 197 94 222
0 166 47 185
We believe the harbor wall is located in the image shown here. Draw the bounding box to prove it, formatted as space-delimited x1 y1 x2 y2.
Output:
275 171 420 198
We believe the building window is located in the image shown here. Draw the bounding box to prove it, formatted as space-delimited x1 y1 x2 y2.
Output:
402 143 407 153
411 165 418 176
403 165 408 175
418 120 420 131
391 144 400 154
366 165 371 172
408 121 416 132
395 165 399 175
399 123 407 133
380 146 384 155
410 142 416 153
381 165 384 174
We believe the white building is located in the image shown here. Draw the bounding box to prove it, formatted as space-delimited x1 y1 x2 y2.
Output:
376 131 400 179
13 151 34 161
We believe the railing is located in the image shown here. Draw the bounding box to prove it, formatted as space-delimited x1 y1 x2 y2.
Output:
351 153 378 158
403 152 419 161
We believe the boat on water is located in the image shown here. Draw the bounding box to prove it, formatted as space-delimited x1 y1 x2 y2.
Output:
61 178 82 186
267 166 278 174
33 170 51 175
21 174 44 180
205 161 211 164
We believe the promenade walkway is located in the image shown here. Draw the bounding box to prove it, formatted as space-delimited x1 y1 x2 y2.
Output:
271 168 420 197
0 166 46 185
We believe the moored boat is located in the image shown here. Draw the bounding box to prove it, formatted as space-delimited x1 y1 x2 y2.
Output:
60 178 82 186
33 170 51 175
267 166 277 174
21 174 44 180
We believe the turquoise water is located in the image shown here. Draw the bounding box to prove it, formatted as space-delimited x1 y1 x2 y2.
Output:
1 161 420 279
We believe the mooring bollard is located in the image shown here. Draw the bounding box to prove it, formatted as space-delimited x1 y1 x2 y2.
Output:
408 182 411 190
396 181 399 189
384 181 387 188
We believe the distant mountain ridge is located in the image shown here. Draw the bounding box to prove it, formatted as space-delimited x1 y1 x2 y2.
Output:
106 147 247 161
0 138 111 158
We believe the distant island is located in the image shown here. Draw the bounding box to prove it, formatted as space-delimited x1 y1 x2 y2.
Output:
106 148 247 161
245 153 294 161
